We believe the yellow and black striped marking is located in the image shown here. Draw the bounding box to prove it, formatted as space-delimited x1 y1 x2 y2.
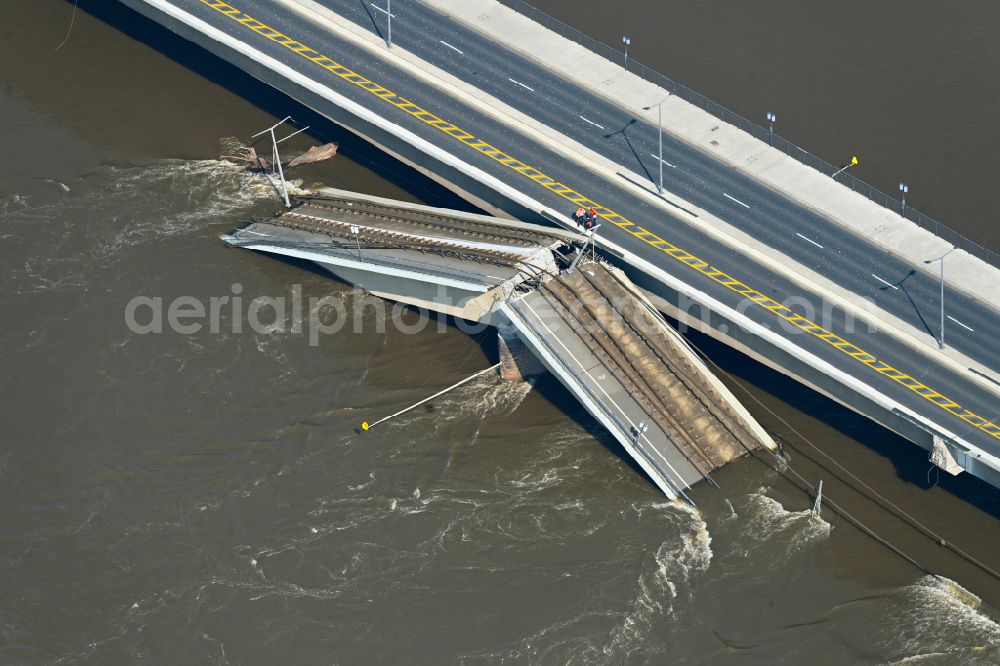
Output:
199 0 1000 442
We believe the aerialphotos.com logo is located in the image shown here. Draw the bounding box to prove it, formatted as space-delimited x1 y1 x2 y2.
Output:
124 282 877 347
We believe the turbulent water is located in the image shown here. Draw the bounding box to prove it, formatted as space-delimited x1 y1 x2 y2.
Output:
2 1 999 663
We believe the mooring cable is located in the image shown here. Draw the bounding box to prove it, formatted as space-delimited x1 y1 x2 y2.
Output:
360 363 501 432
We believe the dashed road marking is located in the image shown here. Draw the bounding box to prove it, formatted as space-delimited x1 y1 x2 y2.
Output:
722 192 750 209
872 274 898 290
578 115 605 130
650 154 676 168
507 77 534 92
795 232 823 249
439 40 463 54
948 316 974 332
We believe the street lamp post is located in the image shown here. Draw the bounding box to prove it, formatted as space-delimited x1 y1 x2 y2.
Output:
766 112 776 147
371 0 392 47
644 94 670 193
899 182 908 217
924 246 956 349
623 36 631 69
632 420 648 445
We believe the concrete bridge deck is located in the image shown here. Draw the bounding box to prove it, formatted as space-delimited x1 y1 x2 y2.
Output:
503 261 774 500
225 189 572 321
225 192 775 500
118 0 1000 492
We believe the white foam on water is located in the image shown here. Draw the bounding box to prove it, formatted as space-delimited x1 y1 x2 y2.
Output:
873 575 1000 663
89 160 296 248
812 574 1000 664
347 472 376 491
461 376 535 420
385 373 534 445
603 502 713 657
4 159 306 295
736 486 831 560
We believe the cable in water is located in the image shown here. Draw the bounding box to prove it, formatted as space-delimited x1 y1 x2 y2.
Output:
53 0 79 52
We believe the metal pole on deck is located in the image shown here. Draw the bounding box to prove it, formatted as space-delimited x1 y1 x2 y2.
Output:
644 95 669 193
924 246 955 349
350 225 363 261
252 117 310 209
271 126 291 208
387 0 392 48
567 225 599 273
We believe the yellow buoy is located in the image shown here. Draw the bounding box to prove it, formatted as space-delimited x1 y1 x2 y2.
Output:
361 421 369 431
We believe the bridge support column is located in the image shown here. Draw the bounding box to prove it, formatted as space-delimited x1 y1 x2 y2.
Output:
497 321 546 382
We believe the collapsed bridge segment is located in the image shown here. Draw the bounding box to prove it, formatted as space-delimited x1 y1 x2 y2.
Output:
224 188 775 500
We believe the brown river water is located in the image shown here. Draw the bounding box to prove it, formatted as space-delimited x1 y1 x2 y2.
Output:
1 1 998 663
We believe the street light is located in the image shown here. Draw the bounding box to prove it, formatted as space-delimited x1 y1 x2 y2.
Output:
644 94 670 193
899 182 908 217
623 36 631 69
371 0 392 47
766 112 776 147
349 224 364 261
632 420 649 444
924 245 956 349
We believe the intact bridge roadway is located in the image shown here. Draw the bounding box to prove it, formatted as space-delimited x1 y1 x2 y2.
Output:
116 0 1000 488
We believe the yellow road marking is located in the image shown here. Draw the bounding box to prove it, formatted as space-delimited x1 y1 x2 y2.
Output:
200 0 1000 442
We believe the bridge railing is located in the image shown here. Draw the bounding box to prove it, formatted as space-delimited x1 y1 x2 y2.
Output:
495 0 998 267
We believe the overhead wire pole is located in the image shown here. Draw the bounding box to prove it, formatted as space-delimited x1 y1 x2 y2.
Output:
371 0 392 48
251 117 310 208
924 246 956 349
643 94 670 193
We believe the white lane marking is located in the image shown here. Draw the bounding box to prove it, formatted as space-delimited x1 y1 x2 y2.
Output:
579 115 605 130
650 154 676 168
370 3 394 17
795 232 824 249
507 77 535 92
722 192 750 209
439 40 463 54
519 300 689 490
948 315 974 332
871 273 898 290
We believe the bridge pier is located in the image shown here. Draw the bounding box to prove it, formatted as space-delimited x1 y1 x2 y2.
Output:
497 320 546 382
